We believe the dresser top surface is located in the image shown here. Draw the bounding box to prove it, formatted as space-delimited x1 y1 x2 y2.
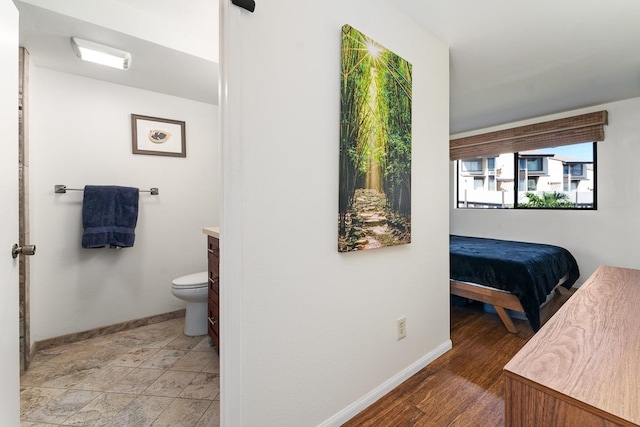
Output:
504 265 640 424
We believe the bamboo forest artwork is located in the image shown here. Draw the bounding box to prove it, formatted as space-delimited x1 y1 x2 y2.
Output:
339 25 412 252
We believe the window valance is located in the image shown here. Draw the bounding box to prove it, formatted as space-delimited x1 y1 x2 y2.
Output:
450 110 608 160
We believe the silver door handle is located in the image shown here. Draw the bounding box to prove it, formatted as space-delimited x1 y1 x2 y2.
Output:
12 244 36 259
208 317 217 326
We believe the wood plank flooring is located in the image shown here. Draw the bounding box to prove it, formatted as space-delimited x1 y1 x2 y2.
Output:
344 292 572 427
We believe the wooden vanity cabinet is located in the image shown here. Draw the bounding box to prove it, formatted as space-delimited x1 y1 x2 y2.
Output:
207 235 220 349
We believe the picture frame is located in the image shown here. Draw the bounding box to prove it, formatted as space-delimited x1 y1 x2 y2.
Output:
131 114 186 157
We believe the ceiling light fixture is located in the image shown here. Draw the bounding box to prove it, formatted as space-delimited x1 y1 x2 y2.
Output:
71 37 131 70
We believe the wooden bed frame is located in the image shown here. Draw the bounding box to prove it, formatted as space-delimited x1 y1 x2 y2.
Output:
450 273 570 333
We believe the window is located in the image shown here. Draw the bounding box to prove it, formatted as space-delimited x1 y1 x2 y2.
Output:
462 158 483 172
487 157 495 171
488 175 496 191
526 157 543 172
456 142 596 209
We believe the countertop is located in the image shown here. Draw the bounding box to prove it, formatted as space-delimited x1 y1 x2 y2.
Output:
202 226 220 238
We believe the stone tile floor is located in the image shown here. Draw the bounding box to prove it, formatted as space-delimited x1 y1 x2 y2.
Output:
20 318 219 426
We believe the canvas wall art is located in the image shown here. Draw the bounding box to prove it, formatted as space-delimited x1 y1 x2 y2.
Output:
339 24 412 252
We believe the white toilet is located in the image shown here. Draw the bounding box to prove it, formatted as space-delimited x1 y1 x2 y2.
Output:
171 271 209 336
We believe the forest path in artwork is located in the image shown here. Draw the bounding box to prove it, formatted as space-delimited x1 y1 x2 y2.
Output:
339 188 410 252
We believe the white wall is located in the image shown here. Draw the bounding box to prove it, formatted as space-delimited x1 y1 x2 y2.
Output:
221 0 450 425
30 66 219 342
451 97 640 285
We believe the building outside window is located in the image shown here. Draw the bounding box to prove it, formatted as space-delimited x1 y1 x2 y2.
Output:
456 141 596 209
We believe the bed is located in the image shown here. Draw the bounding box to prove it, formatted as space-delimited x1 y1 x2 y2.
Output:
450 235 580 332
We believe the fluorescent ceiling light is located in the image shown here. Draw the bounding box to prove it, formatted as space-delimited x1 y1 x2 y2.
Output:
71 37 131 70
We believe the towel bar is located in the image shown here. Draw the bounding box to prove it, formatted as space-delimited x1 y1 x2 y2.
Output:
54 185 159 195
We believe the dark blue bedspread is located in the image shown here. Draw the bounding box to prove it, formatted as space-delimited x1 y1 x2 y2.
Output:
450 235 580 331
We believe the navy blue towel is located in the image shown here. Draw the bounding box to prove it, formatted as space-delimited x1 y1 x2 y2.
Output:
82 185 139 248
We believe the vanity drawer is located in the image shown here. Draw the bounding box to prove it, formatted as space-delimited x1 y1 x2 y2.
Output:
209 275 219 296
208 256 219 277
208 299 219 346
208 236 219 256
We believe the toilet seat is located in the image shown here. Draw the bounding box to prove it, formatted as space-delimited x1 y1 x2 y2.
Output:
172 271 208 289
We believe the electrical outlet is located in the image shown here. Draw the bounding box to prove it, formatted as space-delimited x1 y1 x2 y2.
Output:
397 317 406 340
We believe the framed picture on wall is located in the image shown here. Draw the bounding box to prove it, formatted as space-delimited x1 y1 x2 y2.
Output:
131 114 186 157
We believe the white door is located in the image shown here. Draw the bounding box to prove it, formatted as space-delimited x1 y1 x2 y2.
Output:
0 0 21 424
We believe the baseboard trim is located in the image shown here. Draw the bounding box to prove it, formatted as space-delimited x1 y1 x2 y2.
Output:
318 339 453 427
33 309 186 352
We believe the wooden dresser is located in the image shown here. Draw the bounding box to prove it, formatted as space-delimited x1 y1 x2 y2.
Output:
203 227 220 350
504 265 640 427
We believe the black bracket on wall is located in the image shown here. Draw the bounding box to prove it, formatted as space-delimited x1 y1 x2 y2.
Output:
231 0 255 13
